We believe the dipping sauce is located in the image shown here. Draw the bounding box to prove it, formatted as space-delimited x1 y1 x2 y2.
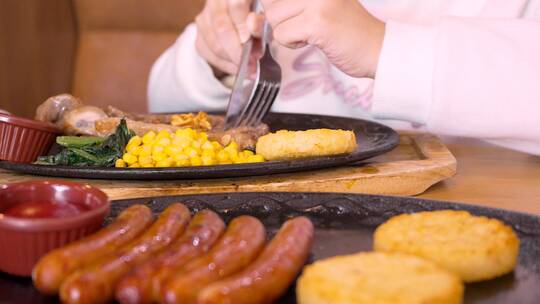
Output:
3 202 88 219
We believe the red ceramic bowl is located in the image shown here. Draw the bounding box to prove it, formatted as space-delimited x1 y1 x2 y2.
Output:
0 181 110 276
0 113 61 163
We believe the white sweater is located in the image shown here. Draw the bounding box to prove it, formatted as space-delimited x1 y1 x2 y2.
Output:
148 0 540 155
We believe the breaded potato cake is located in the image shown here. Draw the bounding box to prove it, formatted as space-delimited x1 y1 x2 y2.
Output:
374 210 520 282
297 252 463 304
255 129 357 161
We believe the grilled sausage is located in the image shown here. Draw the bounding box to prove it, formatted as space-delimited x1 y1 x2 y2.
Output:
198 217 314 304
115 210 225 304
59 203 190 304
32 205 153 295
161 215 266 304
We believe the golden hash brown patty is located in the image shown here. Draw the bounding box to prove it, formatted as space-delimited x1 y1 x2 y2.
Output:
255 129 357 161
296 252 463 304
374 210 520 282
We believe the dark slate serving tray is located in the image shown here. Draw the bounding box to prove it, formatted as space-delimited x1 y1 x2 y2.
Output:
0 113 399 180
1 192 539 303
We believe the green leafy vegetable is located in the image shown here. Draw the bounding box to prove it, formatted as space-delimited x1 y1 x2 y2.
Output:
56 136 106 148
35 119 134 167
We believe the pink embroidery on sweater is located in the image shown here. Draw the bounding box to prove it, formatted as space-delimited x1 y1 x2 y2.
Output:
281 47 372 109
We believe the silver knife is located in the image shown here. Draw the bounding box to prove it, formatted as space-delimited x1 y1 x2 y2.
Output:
224 1 263 130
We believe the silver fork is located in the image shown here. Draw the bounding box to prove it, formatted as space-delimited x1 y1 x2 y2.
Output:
224 1 282 129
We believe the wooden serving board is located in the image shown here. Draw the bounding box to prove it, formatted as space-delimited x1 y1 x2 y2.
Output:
0 132 456 200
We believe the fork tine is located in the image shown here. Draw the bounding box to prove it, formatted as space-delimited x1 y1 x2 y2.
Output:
250 83 277 126
237 81 267 127
246 82 273 126
225 17 282 129
239 81 265 127
252 83 280 125
237 47 281 127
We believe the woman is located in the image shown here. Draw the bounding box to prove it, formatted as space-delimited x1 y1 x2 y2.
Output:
148 0 540 155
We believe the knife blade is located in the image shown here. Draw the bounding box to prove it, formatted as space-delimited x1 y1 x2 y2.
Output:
223 38 259 130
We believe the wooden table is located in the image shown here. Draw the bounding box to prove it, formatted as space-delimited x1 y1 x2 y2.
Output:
419 137 540 216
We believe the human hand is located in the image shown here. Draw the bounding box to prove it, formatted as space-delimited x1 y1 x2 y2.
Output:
195 0 265 76
261 0 385 78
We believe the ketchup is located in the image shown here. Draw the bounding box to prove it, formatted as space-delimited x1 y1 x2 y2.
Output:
4 202 88 219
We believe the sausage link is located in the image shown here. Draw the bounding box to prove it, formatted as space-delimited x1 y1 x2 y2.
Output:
115 210 225 304
161 215 266 304
59 203 191 304
32 205 153 295
198 217 314 304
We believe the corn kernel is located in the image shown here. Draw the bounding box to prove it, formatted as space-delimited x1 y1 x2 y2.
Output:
126 141 140 153
122 153 138 165
198 132 208 141
152 152 167 162
192 140 202 149
202 149 215 158
172 136 191 148
190 156 202 166
243 150 254 157
139 155 153 166
227 149 239 160
174 154 189 162
165 146 181 156
141 163 154 168
226 142 238 150
156 157 174 167
201 141 214 150
184 147 198 158
140 145 152 157
129 163 141 168
128 135 142 147
216 150 229 163
234 157 247 164
157 130 171 139
130 145 143 156
115 159 126 168
175 159 190 167
152 145 165 155
175 128 195 138
247 155 265 163
201 155 215 166
142 131 156 144
174 129 187 138
212 141 222 150
156 137 171 147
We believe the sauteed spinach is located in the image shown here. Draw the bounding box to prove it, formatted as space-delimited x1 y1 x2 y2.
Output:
35 119 134 167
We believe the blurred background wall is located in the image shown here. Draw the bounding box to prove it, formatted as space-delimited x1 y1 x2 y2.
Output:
0 0 204 118
0 0 76 118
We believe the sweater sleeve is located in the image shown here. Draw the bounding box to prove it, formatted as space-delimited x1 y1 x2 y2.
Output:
372 17 540 155
147 24 231 113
